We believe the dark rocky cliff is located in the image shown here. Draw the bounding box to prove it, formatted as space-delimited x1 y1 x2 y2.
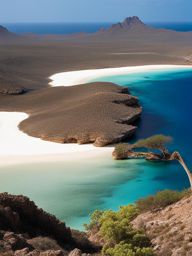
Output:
0 193 98 256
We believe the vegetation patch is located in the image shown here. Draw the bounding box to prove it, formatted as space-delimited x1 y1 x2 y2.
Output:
136 189 190 212
85 205 154 256
113 143 132 159
85 189 190 255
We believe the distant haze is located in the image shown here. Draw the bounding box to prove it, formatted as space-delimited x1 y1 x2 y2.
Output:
0 0 191 23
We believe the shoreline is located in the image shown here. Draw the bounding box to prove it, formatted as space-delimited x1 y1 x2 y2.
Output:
0 112 112 167
0 64 192 167
49 64 192 87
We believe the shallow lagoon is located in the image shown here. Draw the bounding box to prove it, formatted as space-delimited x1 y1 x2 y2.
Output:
0 68 192 230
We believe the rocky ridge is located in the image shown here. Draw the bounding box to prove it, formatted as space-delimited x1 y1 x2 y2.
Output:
132 195 192 256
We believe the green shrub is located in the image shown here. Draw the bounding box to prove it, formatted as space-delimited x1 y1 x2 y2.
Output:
96 205 139 244
100 218 132 244
85 189 190 256
84 210 104 231
118 205 139 221
136 189 190 212
132 233 151 248
114 143 132 159
86 204 152 255
102 242 135 256
102 242 154 256
135 247 154 256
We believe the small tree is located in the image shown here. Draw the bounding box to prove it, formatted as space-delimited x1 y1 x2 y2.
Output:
134 135 173 158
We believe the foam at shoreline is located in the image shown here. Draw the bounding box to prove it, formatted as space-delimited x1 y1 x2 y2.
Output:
49 65 192 87
0 65 191 166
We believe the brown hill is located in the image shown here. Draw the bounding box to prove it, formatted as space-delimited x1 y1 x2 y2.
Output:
0 25 18 39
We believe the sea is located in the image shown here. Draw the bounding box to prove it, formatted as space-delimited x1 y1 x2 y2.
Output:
2 22 192 35
0 23 192 230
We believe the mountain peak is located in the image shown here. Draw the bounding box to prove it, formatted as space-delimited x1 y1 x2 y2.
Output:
123 16 144 26
106 16 147 33
0 25 9 34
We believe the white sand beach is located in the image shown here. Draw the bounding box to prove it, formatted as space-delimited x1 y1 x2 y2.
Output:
0 112 112 166
0 65 191 166
49 65 192 87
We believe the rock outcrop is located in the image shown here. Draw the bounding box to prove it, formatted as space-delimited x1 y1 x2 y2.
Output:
0 193 98 256
132 195 192 256
0 87 28 95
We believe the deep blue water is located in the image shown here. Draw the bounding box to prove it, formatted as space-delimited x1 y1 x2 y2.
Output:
3 22 192 35
93 68 192 193
149 22 192 32
2 23 111 35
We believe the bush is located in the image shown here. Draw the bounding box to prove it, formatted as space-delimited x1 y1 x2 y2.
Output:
100 218 132 244
132 234 151 248
84 210 104 231
86 205 153 255
102 242 154 256
102 242 135 256
85 189 190 255
118 205 139 221
136 189 190 212
113 143 132 159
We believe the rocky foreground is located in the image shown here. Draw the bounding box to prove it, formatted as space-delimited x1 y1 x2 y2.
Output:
0 193 98 256
1 191 192 256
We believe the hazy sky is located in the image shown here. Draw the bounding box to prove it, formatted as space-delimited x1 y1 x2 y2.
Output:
0 0 191 23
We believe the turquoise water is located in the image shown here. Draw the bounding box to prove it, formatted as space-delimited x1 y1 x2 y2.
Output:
0 68 192 230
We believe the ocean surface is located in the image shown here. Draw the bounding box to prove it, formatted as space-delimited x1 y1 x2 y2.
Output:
0 68 192 230
2 22 192 35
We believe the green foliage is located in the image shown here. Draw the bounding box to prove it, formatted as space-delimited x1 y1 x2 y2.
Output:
136 189 190 212
135 247 154 256
86 205 153 255
85 189 191 256
114 143 132 159
118 205 139 221
134 134 172 153
100 217 132 244
102 242 154 256
84 210 104 230
132 234 151 248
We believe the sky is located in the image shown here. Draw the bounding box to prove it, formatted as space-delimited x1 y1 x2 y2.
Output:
0 0 191 23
